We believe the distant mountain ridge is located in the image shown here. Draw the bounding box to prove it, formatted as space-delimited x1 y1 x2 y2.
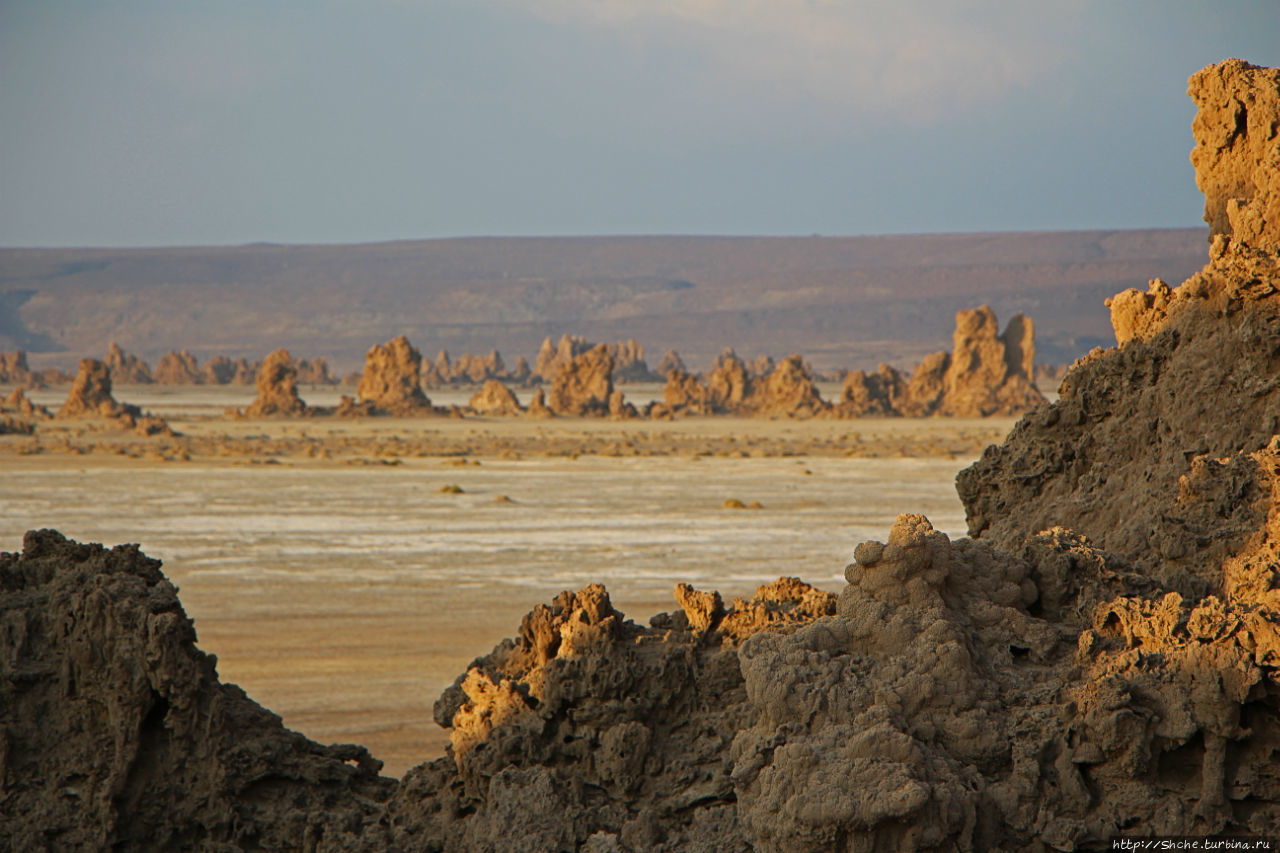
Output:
0 229 1209 374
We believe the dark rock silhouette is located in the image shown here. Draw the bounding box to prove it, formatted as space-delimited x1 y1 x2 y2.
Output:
0 530 394 851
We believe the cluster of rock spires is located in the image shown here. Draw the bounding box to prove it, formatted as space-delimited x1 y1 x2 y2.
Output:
322 309 1042 422
0 350 71 388
5 323 1046 423
98 342 337 387
4 59 1279 849
424 348 531 388
534 335 665 385
833 308 1042 417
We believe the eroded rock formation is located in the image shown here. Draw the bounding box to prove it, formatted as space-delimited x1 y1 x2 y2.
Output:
1191 58 1280 254
547 344 616 416
468 379 523 416
354 336 436 416
0 530 394 851
660 367 712 416
609 339 659 383
104 342 153 384
831 308 1045 418
56 358 141 421
390 579 837 851
535 335 660 385
0 350 34 385
0 350 66 387
426 349 517 388
746 354 828 418
660 351 827 418
295 357 337 386
244 349 310 417
153 349 204 385
204 355 257 385
534 334 593 382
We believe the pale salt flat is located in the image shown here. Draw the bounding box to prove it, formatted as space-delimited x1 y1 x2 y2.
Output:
1 454 972 612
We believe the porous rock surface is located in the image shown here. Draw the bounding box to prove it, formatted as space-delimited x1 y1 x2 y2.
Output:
352 335 436 416
833 307 1044 418
547 344 616 416
0 530 394 851
387 579 837 852
244 349 311 417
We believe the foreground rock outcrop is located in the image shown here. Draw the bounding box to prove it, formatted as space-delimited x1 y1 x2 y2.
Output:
0 530 394 851
6 58 1280 850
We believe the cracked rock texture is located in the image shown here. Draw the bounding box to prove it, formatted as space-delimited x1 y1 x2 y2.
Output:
0 530 394 851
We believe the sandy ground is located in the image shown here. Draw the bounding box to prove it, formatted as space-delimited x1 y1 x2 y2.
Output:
2 388 1021 776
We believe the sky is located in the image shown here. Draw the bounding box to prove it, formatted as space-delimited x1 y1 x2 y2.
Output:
1 1 1278 247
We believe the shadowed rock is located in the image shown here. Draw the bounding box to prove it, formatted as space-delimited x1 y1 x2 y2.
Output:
0 530 394 851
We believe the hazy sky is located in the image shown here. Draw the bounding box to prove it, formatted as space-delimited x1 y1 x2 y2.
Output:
2 1 1277 247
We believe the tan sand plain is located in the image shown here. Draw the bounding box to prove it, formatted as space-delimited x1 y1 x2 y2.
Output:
1 388 1019 776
